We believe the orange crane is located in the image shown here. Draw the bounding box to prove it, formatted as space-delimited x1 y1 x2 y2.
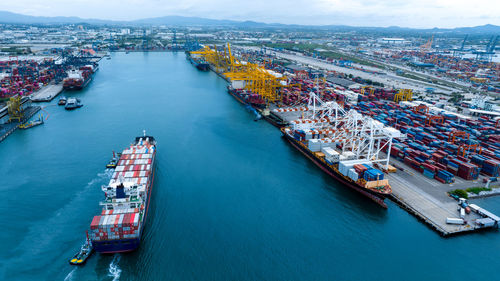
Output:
420 35 434 51
413 104 429 115
425 115 444 126
458 144 481 157
448 131 469 144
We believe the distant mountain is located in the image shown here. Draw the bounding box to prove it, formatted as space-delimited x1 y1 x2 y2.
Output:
0 10 499 34
0 11 115 24
131 15 239 26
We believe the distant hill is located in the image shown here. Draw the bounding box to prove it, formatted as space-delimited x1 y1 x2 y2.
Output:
0 11 115 24
131 15 239 26
0 10 499 34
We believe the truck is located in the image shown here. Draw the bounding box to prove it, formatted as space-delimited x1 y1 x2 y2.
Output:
446 217 465 225
460 208 465 219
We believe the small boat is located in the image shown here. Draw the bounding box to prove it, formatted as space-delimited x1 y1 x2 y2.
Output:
58 96 67 106
19 114 44 129
69 234 93 266
106 152 121 169
65 98 83 110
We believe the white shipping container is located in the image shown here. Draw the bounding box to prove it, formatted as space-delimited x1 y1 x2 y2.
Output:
321 147 337 156
469 204 480 213
119 214 124 226
460 208 465 219
133 213 139 226
308 139 321 152
348 168 358 181
446 217 464 225
476 218 495 227
342 151 356 160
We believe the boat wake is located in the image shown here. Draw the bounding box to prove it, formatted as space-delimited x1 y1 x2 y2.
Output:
6 172 112 277
108 255 122 281
63 268 76 281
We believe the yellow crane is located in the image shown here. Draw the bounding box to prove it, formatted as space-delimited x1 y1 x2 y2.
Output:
7 96 23 122
191 43 289 104
394 89 413 102
360 86 375 95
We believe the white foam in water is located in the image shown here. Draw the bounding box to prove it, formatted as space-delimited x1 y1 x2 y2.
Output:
63 268 76 281
108 255 122 281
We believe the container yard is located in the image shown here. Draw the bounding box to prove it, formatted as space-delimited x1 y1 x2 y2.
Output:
0 52 101 142
188 43 500 236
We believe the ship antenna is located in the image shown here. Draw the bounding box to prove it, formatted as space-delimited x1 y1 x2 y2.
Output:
143 130 146 137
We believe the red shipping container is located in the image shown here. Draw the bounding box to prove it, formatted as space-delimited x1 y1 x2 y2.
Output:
91 216 101 230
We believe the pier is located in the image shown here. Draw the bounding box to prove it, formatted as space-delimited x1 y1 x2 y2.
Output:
31 84 64 102
0 105 41 143
387 156 499 236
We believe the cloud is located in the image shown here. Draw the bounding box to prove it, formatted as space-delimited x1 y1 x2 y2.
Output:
0 0 499 27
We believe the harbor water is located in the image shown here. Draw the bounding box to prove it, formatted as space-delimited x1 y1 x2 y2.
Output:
1 52 499 281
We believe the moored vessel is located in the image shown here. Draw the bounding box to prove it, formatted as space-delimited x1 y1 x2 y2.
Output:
278 93 403 208
281 127 391 207
63 65 95 90
186 52 210 71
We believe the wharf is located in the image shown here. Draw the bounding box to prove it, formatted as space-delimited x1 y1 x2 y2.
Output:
0 106 41 143
387 156 497 236
31 84 63 102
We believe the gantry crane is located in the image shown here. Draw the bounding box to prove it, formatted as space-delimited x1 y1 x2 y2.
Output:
458 143 481 157
420 35 434 51
448 131 469 144
413 104 429 115
360 86 375 96
394 89 413 102
7 96 22 122
425 115 444 126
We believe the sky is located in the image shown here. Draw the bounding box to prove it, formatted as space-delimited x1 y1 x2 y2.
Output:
1 0 499 28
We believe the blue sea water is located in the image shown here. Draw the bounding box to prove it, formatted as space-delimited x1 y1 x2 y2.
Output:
0 52 499 281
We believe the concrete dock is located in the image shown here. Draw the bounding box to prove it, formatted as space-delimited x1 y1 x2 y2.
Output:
31 84 63 102
386 156 498 236
0 106 41 143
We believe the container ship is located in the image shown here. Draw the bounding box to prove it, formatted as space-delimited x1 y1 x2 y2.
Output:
281 127 392 207
277 93 403 208
89 135 156 253
63 65 96 90
227 86 287 127
186 52 210 71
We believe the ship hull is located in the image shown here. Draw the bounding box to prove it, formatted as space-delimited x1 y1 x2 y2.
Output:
227 88 288 128
93 237 141 253
63 76 92 91
260 111 288 128
188 55 209 71
282 131 388 208
227 88 266 108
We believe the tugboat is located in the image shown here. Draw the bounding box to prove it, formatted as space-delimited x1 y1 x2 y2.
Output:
19 114 44 129
69 233 93 266
58 96 67 106
106 152 121 169
65 98 83 110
